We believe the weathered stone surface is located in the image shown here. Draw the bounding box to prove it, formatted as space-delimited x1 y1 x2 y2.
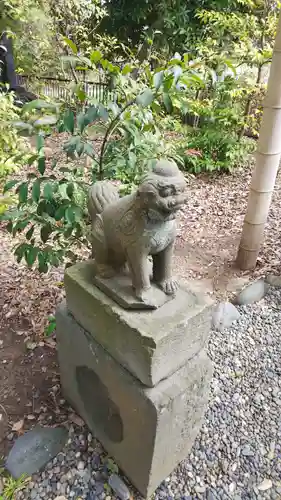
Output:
64 261 213 387
234 279 269 305
265 274 281 287
6 426 68 479
212 302 241 331
56 303 213 498
93 271 172 310
108 474 130 500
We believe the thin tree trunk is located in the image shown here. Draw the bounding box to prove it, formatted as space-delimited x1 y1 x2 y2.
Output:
236 12 281 270
239 64 263 139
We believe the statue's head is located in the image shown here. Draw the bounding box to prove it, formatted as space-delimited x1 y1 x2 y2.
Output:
137 159 187 221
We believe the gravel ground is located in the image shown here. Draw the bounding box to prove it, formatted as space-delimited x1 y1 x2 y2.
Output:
16 285 281 500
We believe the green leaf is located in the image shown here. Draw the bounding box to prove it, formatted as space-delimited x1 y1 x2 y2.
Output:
12 219 30 234
66 183 74 198
17 182 28 203
90 50 102 63
76 140 84 156
153 71 164 90
12 121 33 134
14 243 29 263
38 156 46 175
43 183 54 200
122 63 133 75
163 93 173 113
63 109 75 134
83 142 95 158
77 112 87 133
98 104 109 121
86 105 99 123
36 134 44 152
63 136 80 156
75 87 87 102
41 223 52 243
28 154 39 166
22 99 57 113
44 318 56 337
26 225 35 240
32 179 41 202
25 246 38 266
136 89 154 107
38 252 48 273
163 74 174 92
34 115 58 127
6 221 13 233
63 37 78 55
49 252 60 267
65 206 75 224
54 204 67 221
3 180 18 193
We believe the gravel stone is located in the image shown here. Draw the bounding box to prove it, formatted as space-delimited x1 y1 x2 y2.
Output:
14 287 281 500
108 474 130 500
212 301 241 330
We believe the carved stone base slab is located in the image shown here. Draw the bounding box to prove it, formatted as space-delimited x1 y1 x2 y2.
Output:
56 302 213 498
93 272 172 310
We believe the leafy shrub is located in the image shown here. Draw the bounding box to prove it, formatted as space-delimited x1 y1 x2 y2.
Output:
176 128 255 173
0 89 31 213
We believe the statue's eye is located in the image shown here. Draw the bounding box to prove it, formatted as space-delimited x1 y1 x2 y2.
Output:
160 188 172 197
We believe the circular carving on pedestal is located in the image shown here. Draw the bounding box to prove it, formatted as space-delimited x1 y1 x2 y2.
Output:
76 366 124 443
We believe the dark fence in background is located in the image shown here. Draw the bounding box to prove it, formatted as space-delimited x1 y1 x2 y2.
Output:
16 74 117 104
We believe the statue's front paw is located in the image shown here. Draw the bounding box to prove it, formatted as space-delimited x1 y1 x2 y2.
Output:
135 287 157 307
158 278 178 296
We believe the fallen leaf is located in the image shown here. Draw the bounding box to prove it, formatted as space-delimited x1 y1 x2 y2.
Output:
27 414 36 420
258 479 273 491
26 341 37 350
44 338 56 348
69 413 85 427
12 419 24 432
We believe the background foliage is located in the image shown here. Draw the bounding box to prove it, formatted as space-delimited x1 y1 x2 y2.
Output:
0 0 278 273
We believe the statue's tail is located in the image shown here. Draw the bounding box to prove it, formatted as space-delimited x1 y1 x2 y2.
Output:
88 180 119 221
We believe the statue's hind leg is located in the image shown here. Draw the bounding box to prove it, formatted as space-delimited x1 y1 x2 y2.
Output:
91 218 116 278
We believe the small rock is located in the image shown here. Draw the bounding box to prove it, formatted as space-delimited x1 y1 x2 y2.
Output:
229 483 236 493
77 461 85 470
265 275 281 287
108 474 130 500
212 302 241 330
257 479 273 491
54 497 68 500
242 445 255 457
195 485 206 493
234 279 269 305
6 426 68 479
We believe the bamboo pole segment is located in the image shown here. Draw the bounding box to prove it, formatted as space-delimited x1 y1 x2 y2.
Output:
236 10 281 270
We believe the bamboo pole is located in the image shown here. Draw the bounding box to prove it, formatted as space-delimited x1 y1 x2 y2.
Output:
236 10 281 270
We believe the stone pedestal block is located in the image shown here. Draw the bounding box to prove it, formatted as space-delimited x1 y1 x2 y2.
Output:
64 261 213 387
56 302 213 498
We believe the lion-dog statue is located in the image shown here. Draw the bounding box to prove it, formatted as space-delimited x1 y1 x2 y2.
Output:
88 159 187 306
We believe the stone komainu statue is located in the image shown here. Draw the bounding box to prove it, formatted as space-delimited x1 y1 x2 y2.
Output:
88 159 187 304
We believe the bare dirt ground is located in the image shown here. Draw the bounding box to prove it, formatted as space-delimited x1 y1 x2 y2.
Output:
1 152 281 459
